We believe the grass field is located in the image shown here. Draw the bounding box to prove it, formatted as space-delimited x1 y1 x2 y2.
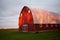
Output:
0 29 60 40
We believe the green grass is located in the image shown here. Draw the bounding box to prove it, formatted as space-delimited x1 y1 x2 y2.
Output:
0 29 60 40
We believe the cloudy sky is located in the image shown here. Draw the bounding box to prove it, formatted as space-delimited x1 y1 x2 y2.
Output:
0 0 60 28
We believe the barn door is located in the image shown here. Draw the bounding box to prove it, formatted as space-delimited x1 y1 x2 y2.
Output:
22 24 28 32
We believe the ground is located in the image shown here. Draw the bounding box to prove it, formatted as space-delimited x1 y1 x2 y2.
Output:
0 29 60 40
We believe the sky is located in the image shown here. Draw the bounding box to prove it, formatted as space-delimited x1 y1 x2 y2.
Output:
0 0 60 28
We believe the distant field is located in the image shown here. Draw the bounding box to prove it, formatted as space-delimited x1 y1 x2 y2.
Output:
0 29 60 40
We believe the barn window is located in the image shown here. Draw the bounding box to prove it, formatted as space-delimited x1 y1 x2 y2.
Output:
28 10 30 13
46 24 48 27
55 24 57 27
40 24 42 28
51 24 53 27
21 14 22 16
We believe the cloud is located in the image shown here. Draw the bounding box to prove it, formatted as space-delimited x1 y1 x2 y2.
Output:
0 0 60 28
0 0 18 28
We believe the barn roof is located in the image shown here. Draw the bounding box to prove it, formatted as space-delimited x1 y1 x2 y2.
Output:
27 6 60 24
19 6 60 24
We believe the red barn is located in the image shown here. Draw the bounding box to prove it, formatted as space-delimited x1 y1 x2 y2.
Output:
18 6 60 32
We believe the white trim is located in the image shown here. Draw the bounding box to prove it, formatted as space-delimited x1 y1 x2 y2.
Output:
23 24 28 26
